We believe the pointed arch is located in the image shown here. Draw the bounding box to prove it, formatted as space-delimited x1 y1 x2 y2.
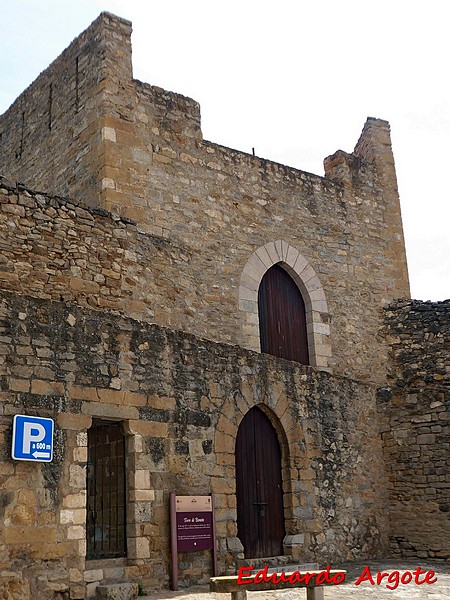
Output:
238 240 332 371
258 263 309 364
236 405 285 557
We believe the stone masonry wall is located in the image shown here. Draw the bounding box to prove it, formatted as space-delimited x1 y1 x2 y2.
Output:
0 12 133 204
378 300 450 560
0 12 410 384
0 290 389 598
0 179 196 326
101 83 410 384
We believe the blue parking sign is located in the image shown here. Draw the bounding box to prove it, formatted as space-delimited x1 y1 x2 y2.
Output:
12 415 54 462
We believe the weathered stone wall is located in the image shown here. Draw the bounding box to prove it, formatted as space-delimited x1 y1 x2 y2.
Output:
0 152 408 387
0 179 196 324
0 12 410 384
378 300 450 560
102 80 410 383
0 12 133 204
0 290 389 597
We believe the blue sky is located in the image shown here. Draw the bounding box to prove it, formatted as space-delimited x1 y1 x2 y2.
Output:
1 0 449 300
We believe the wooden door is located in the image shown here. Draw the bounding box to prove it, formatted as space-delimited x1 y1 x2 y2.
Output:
258 264 309 365
236 407 285 558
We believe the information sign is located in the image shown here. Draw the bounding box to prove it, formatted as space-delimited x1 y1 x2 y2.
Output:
176 511 213 551
170 493 217 590
11 414 54 462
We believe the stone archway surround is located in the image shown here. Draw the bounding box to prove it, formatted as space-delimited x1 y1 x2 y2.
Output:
238 239 332 371
214 381 310 563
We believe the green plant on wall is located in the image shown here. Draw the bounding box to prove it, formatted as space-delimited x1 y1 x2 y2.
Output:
138 582 147 596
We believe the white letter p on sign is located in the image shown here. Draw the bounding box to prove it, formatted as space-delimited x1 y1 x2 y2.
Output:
22 422 46 454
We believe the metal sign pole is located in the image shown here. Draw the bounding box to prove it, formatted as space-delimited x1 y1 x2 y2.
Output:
169 492 179 591
211 493 218 577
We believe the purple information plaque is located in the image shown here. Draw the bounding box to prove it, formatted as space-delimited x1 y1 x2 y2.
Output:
176 511 213 551
170 493 217 590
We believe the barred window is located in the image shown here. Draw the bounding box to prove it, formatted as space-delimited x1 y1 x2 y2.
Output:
86 420 127 559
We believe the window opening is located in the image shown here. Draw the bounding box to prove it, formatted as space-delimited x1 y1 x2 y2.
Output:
86 420 127 559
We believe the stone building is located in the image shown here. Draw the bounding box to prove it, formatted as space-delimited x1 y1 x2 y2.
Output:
0 11 448 600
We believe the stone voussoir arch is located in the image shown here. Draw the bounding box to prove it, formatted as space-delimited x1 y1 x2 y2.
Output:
238 239 332 371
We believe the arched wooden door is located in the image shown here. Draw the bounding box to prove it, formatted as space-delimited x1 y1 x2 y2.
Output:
236 406 285 558
258 263 309 365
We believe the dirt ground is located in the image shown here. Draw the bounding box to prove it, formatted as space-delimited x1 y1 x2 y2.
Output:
143 560 450 599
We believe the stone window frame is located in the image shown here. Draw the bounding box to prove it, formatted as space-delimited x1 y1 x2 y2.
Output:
238 239 332 371
78 417 153 587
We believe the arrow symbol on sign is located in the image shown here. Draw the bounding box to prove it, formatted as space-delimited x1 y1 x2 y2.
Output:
32 451 51 459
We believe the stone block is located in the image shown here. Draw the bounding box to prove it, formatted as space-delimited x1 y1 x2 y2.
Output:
284 533 305 546
124 419 168 438
84 568 103 582
81 402 139 420
69 465 87 489
68 385 100 402
58 413 92 431
147 395 176 410
31 379 64 395
60 508 86 525
127 433 143 453
238 286 257 302
73 446 88 462
70 585 86 599
11 504 36 526
9 378 30 392
215 432 234 454
417 434 436 445
69 568 83 583
255 246 272 268
67 525 85 540
101 127 117 142
5 525 56 544
96 583 138 600
123 391 147 406
129 489 155 502
69 277 100 294
134 469 150 490
127 536 150 559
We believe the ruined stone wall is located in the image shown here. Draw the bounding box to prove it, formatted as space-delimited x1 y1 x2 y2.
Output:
0 180 197 326
0 12 410 384
0 290 389 598
0 12 133 204
378 300 450 560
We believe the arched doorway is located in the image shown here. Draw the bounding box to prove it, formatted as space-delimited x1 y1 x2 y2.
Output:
235 406 285 558
258 263 309 365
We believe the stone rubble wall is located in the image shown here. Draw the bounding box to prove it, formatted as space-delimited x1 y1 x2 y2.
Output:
0 179 195 326
0 157 407 386
378 299 450 560
0 289 389 598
